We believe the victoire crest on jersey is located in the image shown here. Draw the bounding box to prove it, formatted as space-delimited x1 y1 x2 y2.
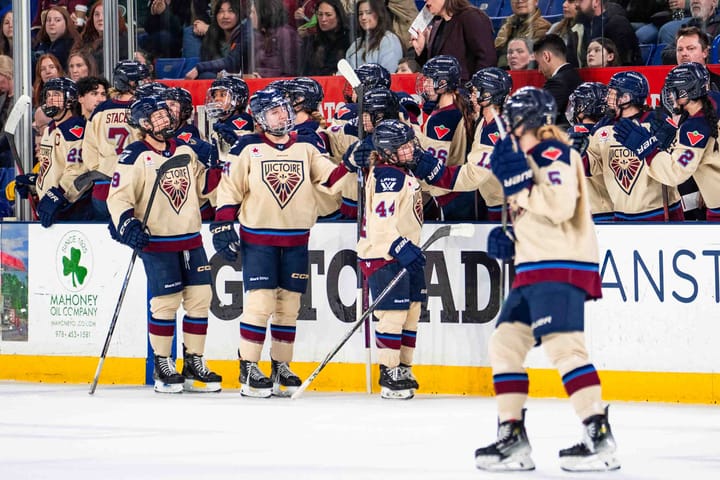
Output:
160 164 191 213
262 159 305 208
608 145 642 194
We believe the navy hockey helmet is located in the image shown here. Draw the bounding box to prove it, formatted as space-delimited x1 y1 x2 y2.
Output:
372 119 418 165
662 62 710 114
503 86 557 131
249 87 296 136
113 60 150 93
41 77 78 118
286 77 324 112
363 88 400 127
268 79 293 95
566 82 609 124
135 81 169 99
129 95 176 141
205 75 250 119
417 55 461 99
471 67 513 106
162 87 194 122
343 63 391 102
607 71 649 110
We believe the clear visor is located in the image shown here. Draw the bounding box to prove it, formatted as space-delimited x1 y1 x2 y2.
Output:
205 87 233 119
565 96 577 125
415 75 437 99
661 87 685 114
257 102 296 136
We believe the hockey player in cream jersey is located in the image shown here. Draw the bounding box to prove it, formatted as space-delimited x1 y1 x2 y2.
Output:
211 87 352 398
205 75 254 158
473 87 618 472
614 62 720 221
107 95 222 394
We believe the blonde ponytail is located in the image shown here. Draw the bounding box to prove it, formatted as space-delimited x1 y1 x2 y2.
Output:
537 125 570 145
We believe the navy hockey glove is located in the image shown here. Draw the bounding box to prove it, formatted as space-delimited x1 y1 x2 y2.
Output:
490 136 533 196
487 226 515 261
649 110 677 151
614 118 658 160
411 150 445 184
213 122 238 146
37 187 67 228
117 215 150 250
389 236 426 273
343 138 373 173
210 221 239 261
15 174 37 199
568 127 591 156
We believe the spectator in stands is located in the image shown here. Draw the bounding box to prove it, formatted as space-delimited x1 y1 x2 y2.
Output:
32 53 64 106
385 0 420 51
66 49 97 82
134 50 157 80
32 1 89 31
0 54 13 217
32 6 80 73
673 26 720 89
495 0 551 69
547 0 577 45
506 37 536 71
287 0 319 28
661 0 720 64
140 0 184 59
183 1 213 59
345 0 403 72
411 0 496 82
533 34 582 128
185 0 250 80
586 37 621 67
625 0 674 44
568 0 641 67
72 1 128 76
298 0 350 76
0 10 12 57
397 57 420 73
249 0 299 78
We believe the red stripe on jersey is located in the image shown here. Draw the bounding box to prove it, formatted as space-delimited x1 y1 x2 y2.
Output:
513 268 602 300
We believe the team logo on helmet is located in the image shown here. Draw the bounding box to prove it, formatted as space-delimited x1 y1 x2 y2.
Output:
609 146 643 194
160 165 191 213
262 160 305 208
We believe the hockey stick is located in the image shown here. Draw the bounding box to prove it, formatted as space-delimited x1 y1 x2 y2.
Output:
291 223 475 400
491 110 511 301
337 58 372 394
74 170 111 193
89 154 192 395
2 94 36 218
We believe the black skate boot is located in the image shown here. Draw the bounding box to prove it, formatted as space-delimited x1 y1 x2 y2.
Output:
379 365 415 399
270 359 302 397
559 406 620 472
239 359 272 398
182 346 222 393
475 410 535 471
399 363 419 391
153 354 185 394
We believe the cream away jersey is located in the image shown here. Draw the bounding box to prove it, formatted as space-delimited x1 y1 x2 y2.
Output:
586 112 682 220
509 139 602 300
35 116 89 202
215 132 351 247
415 104 468 167
571 124 614 221
107 140 205 253
323 120 360 217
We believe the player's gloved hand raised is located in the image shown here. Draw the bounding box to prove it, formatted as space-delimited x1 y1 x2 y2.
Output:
389 236 426 273
649 110 677 151
15 174 37 199
614 118 658 160
117 215 150 250
37 186 68 228
213 122 238 146
343 137 373 173
568 126 591 156
411 149 444 183
490 136 533 196
487 226 515 261
210 221 239 262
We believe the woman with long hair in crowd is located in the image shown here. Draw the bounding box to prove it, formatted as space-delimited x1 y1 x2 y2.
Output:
299 0 350 76
0 11 13 57
32 6 80 72
66 49 98 82
72 1 128 75
345 0 403 73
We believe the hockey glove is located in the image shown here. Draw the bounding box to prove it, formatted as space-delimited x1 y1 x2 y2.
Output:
614 118 658 160
15 174 37 199
213 122 238 146
37 187 68 228
210 221 240 262
649 110 677 151
343 137 373 173
568 126 591 156
411 150 445 184
487 226 516 261
490 136 533 196
117 214 150 250
389 236 426 274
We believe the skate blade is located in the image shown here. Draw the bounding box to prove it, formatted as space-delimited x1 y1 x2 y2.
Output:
380 387 414 400
183 379 222 393
154 381 184 394
560 452 620 472
475 453 536 471
240 385 272 398
272 383 298 397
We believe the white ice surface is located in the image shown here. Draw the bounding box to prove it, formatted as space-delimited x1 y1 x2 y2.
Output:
0 382 718 479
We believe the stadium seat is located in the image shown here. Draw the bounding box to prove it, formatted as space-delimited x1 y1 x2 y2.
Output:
544 0 564 16
181 57 199 77
491 16 506 33
640 44 655 65
499 0 513 16
651 43 668 65
544 13 563 24
155 58 186 79
711 34 720 63
472 0 503 17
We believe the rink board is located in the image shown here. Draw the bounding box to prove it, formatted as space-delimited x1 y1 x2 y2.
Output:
0 222 718 403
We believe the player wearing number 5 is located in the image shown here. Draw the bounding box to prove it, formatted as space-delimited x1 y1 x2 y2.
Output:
474 87 618 472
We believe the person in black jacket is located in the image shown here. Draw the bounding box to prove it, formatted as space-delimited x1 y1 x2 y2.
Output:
534 34 582 128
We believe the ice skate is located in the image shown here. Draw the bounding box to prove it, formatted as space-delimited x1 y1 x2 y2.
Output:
239 360 272 398
379 365 415 399
560 406 620 472
475 410 535 471
399 363 419 391
153 354 185 394
182 347 222 393
270 359 302 397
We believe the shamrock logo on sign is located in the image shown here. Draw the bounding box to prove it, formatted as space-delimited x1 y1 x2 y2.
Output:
62 247 87 288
